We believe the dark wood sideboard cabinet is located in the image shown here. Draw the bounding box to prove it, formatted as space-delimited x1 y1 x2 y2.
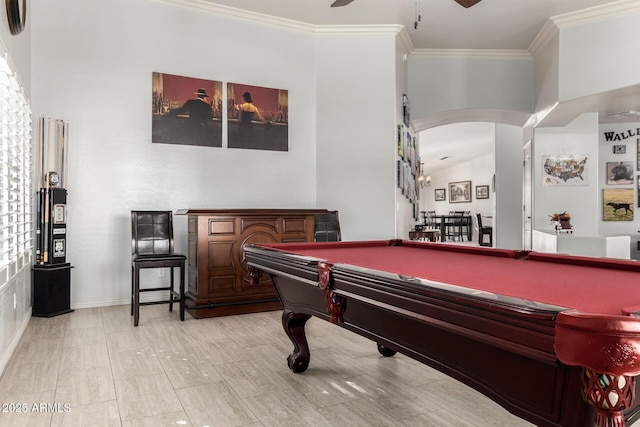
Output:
176 209 332 318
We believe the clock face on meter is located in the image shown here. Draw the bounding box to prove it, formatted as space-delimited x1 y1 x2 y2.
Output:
48 171 60 187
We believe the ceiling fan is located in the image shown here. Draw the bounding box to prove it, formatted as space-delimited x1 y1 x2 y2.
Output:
331 0 482 7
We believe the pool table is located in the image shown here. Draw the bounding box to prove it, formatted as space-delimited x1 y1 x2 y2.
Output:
244 239 640 427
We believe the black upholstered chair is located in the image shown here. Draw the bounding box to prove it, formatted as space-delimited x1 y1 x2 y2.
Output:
475 213 493 247
446 211 465 241
314 211 341 242
131 211 186 326
461 210 471 240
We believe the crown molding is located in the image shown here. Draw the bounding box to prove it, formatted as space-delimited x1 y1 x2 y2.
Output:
551 0 640 29
147 0 316 33
528 18 558 56
149 0 640 58
314 24 403 37
149 0 404 39
396 27 415 54
529 0 640 55
410 49 530 59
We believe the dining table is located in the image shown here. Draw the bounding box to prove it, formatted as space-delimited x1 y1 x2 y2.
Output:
431 214 472 242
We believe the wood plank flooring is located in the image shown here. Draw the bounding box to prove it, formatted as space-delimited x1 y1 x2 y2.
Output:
0 304 602 426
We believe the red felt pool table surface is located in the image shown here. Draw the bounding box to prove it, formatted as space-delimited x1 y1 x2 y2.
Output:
259 240 640 316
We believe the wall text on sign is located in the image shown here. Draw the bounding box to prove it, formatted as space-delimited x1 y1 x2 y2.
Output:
604 128 640 141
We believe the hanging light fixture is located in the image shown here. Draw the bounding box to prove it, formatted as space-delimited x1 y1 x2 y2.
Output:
417 163 431 188
414 1 422 29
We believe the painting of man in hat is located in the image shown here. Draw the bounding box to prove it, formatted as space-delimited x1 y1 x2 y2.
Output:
152 72 222 147
170 88 213 124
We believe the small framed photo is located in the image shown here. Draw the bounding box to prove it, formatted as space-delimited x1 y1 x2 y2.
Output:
402 94 410 126
434 188 446 201
613 145 626 154
607 161 634 185
476 185 490 199
449 180 472 203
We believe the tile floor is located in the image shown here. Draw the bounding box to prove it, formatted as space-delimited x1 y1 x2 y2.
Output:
0 304 631 426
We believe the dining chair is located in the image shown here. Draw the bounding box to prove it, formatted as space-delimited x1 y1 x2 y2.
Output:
454 211 467 241
475 213 493 247
314 211 341 242
461 210 471 240
131 210 186 326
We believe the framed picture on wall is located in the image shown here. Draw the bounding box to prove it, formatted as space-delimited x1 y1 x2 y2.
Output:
613 145 626 154
227 82 289 151
403 94 410 126
476 185 489 199
541 154 589 186
449 180 472 203
152 72 223 147
434 188 446 201
606 161 634 185
603 188 634 221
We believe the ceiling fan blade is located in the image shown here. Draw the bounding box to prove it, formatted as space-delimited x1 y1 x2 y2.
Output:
454 0 482 7
331 0 354 7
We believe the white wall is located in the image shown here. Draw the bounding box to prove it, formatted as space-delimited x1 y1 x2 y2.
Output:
532 32 559 119
559 11 640 101
598 122 640 238
315 31 399 240
30 0 403 308
494 123 525 249
394 36 416 239
533 113 600 233
407 52 534 122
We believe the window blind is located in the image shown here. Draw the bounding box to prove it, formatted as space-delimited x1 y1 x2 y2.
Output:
0 51 32 287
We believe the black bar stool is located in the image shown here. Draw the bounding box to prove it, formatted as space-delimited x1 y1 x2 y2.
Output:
131 211 186 326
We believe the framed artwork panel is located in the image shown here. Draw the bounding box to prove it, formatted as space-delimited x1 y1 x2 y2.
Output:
152 72 223 147
435 188 446 201
227 82 288 151
476 185 489 199
603 188 634 221
403 94 410 126
449 181 472 203
607 161 634 184
542 154 589 186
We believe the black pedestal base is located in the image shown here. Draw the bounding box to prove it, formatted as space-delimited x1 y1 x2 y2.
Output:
32 263 74 317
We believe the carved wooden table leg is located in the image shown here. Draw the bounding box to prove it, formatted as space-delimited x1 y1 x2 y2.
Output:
282 309 312 373
556 311 640 427
583 369 636 427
